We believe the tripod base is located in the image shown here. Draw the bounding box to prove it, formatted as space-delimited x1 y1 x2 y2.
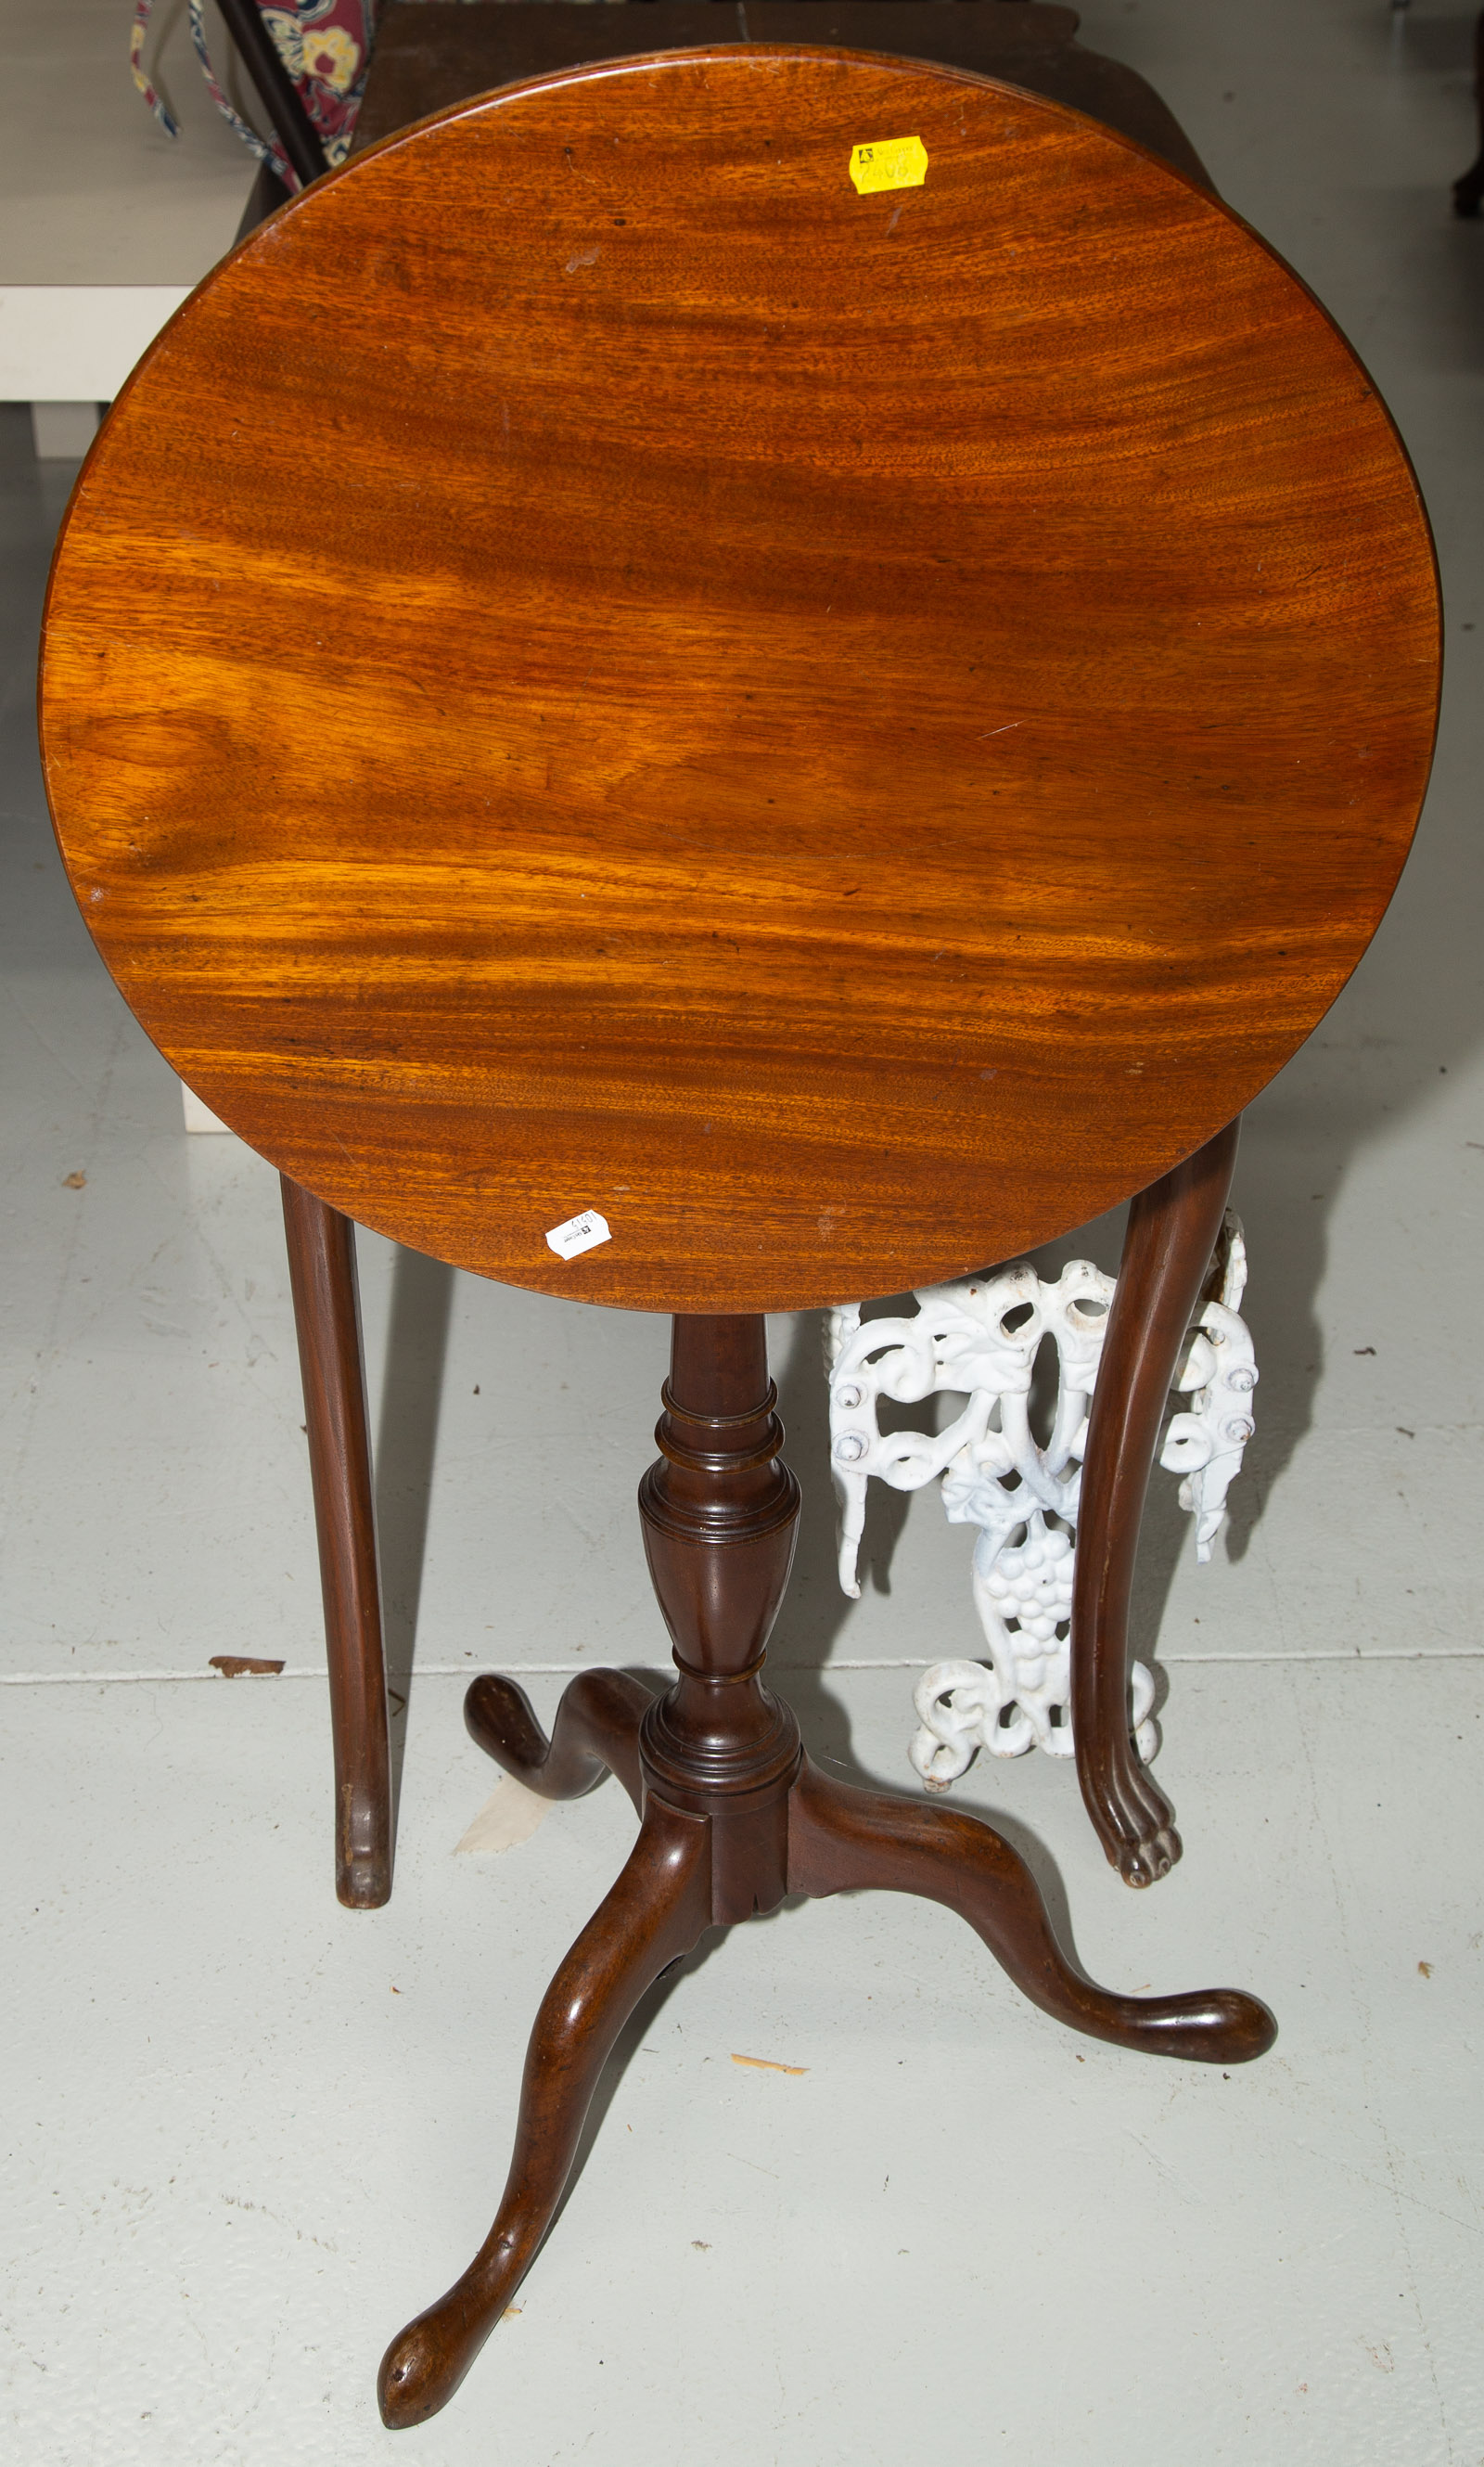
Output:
380 1305 1274 2426
379 1672 1273 2428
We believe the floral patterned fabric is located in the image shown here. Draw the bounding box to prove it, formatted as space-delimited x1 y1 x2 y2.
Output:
131 0 385 188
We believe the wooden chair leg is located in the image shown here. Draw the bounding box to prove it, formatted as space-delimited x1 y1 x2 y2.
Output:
1070 1119 1241 1887
281 1176 392 1908
377 1794 712 2428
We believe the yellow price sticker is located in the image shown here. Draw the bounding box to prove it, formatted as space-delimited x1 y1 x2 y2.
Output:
849 135 928 196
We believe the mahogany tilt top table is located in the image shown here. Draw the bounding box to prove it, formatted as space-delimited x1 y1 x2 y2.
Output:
41 44 1439 2426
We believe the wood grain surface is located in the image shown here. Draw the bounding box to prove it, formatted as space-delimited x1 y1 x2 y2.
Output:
41 47 1439 1312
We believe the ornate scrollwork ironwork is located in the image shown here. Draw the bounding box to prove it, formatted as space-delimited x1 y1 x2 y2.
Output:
824 1217 1255 1790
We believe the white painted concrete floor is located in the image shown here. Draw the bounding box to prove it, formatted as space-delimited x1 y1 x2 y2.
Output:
3 3 1482 2459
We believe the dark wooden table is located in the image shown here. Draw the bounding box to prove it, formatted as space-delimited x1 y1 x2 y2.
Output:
354 0 1212 187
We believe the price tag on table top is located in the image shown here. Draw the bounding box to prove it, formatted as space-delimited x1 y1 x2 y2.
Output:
545 1208 612 1262
849 135 928 196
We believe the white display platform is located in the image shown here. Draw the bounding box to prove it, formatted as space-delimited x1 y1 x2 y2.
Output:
0 0 254 408
3 0 259 1125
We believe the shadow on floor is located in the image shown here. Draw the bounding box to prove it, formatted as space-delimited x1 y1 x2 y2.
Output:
374 1242 455 1822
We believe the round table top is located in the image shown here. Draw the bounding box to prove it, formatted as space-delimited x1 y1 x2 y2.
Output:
41 46 1439 1313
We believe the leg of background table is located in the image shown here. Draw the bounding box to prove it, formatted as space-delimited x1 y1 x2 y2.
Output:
281 1176 392 1908
787 1758 1273 2062
1452 9 1484 214
377 1797 712 2429
1071 1118 1241 1888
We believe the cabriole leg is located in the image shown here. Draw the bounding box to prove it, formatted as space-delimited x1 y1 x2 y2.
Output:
466 1668 655 1816
1071 1120 1241 1886
787 1759 1273 2063
377 1797 712 2429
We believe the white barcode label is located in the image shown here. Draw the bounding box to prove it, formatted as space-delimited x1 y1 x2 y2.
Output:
545 1208 612 1262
